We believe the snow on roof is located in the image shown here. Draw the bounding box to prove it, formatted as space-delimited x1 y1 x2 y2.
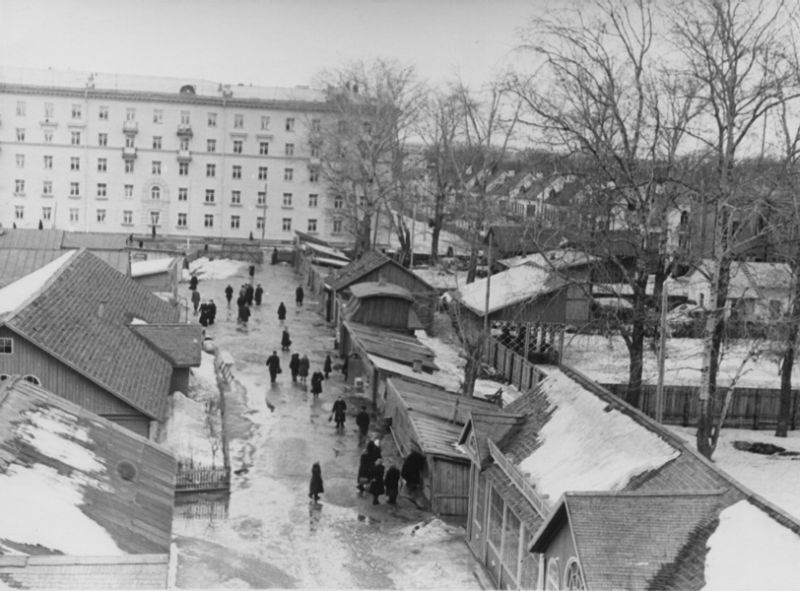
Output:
704 500 800 591
0 250 75 316
369 354 461 391
130 256 176 278
302 241 350 261
499 249 597 270
518 368 679 501
411 268 470 291
189 257 245 280
456 264 565 315
670 260 791 298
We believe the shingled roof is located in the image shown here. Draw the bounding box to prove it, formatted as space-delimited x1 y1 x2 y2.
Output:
2 250 179 420
327 250 399 291
130 324 203 368
0 249 64 288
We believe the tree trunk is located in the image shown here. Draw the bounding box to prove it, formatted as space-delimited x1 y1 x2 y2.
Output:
466 245 479 284
430 193 445 264
626 323 645 409
776 257 800 436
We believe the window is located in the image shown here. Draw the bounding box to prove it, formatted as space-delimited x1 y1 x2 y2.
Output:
71 131 81 145
334 196 343 209
123 210 133 225
97 183 107 197
14 179 25 195
206 163 216 177
16 101 25 116
363 121 372 134
125 135 135 148
231 190 241 204
208 112 217 127
257 191 266 205
14 154 24 170
307 219 317 233
153 136 162 150
258 166 268 180
125 108 136 121
234 114 244 128
44 103 54 118
311 144 321 158
43 130 52 143
259 141 269 155
310 169 319 182
44 155 53 169
69 208 79 223
284 168 293 181
152 161 162 175
282 192 293 207
205 189 215 203
232 165 242 179
180 138 190 151
96 209 106 223
769 299 783 319
124 184 133 198
16 128 25 142
282 218 292 231
179 162 189 176
180 111 190 125
98 133 108 146
333 218 342 234
285 117 295 131
153 109 163 124
98 106 108 120
150 211 160 226
151 186 161 200
0 338 12 354
69 182 80 197
70 157 80 171
178 187 188 201
207 139 216 152
14 206 24 220
308 194 318 207
204 214 214 228
231 215 240 229
285 143 294 156
338 120 347 134
261 115 270 130
564 559 585 591
42 207 52 221
311 119 321 132
233 139 243 154
125 160 135 174
177 213 187 227
71 104 82 119
42 181 52 195
502 509 521 581
97 158 107 172
257 216 264 230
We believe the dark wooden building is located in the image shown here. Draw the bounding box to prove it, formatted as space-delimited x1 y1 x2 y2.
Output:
344 282 425 332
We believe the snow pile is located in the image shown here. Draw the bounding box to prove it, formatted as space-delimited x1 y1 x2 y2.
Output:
0 250 75 315
457 264 556 314
193 351 219 388
188 257 245 280
399 518 462 543
703 500 800 591
161 391 220 467
130 256 175 278
519 369 679 501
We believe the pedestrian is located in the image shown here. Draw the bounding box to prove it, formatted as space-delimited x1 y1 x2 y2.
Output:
384 464 401 505
189 275 198 291
271 247 279 265
281 328 292 352
298 354 310 385
266 350 281 383
310 370 324 398
330 396 347 430
249 264 255 280
357 450 372 494
369 459 385 505
355 406 370 445
207 299 217 325
323 354 332 379
199 301 209 327
366 439 382 465
308 462 324 503
289 353 300 382
342 355 349 382
277 301 287 322
238 302 251 327
254 284 264 306
191 289 200 315
224 284 233 308
296 285 305 307
245 283 254 306
239 284 247 303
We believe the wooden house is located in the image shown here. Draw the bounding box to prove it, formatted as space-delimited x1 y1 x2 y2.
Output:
0 249 200 438
384 377 498 520
344 282 425 332
0 375 176 589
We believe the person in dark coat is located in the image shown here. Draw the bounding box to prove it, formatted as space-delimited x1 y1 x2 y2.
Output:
401 451 424 491
355 406 370 444
289 353 300 382
271 247 279 265
369 459 385 505
281 328 292 352
342 355 349 382
366 439 382 465
296 285 304 307
277 301 287 322
384 464 401 505
357 451 372 494
298 354 310 384
191 289 201 315
331 396 347 430
310 370 324 398
323 354 332 379
245 283 254 306
199 301 209 327
266 350 281 383
309 462 324 502
238 302 250 327
207 299 217 325
254 284 264 305
224 284 233 308
189 275 198 291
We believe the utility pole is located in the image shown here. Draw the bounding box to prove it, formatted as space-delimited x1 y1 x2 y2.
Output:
410 200 416 268
655 282 669 423
483 231 493 361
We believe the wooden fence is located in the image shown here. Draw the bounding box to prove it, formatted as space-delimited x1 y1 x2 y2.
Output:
175 465 230 492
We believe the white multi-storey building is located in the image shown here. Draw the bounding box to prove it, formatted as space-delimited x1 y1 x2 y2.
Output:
0 67 338 244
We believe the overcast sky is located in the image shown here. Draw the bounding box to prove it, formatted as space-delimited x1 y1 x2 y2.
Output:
0 0 541 89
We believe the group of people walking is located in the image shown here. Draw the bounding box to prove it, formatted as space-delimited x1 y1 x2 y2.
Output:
356 438 400 505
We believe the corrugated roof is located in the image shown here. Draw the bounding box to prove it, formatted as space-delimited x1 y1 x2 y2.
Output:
0 249 65 288
62 232 128 250
349 281 414 301
346 322 438 371
0 377 176 557
130 324 203 368
5 250 179 420
0 228 64 250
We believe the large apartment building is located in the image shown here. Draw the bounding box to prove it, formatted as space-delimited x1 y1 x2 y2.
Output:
0 67 340 244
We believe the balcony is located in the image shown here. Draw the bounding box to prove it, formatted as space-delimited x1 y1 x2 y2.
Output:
177 123 193 138
123 120 139 135
177 149 192 163
122 146 138 160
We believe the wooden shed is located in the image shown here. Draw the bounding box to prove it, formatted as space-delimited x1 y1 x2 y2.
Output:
344 282 425 332
384 377 498 520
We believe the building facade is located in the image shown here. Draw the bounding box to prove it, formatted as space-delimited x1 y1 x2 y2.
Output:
0 67 344 244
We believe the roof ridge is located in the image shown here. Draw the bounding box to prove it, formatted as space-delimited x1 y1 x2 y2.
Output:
2 249 79 322
565 489 726 498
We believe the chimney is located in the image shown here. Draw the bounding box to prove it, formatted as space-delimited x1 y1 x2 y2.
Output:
412 359 422 373
97 300 107 318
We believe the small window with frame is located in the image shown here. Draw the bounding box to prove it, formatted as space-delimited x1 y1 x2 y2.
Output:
0 337 13 354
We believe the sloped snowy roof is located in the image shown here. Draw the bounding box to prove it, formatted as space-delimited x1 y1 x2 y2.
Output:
0 250 76 316
130 256 177 278
499 248 598 270
669 260 792 298
456 264 568 315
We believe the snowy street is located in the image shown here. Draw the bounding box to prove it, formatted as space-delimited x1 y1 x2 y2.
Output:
171 257 480 589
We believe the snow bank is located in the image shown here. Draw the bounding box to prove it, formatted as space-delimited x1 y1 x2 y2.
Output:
0 464 120 555
0 250 75 315
161 391 220 466
399 518 462 543
519 369 679 501
188 257 245 280
703 500 800 591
